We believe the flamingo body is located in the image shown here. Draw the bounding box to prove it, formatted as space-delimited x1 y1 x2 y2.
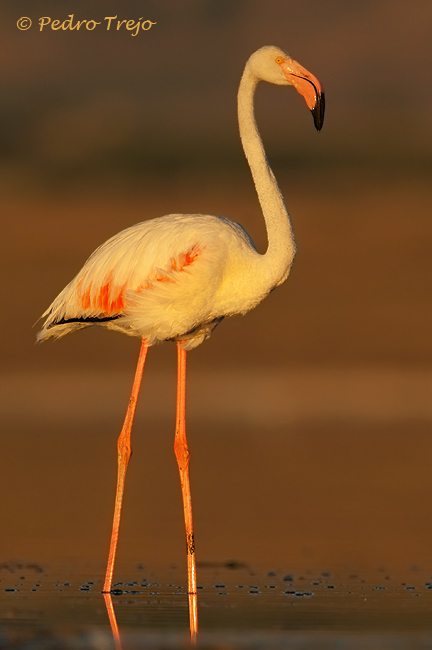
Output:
38 214 278 350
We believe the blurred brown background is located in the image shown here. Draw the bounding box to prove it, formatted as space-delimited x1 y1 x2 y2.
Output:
0 0 431 575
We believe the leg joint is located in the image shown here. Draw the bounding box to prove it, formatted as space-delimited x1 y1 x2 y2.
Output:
174 437 190 467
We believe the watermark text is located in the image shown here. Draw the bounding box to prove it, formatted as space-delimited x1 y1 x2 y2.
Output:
17 15 156 35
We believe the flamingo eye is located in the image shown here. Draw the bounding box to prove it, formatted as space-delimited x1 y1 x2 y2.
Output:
275 57 283 64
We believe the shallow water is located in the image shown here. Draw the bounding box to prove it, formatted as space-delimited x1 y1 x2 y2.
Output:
2 563 432 649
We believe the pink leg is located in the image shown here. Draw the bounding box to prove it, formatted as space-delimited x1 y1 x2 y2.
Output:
174 343 198 643
103 338 148 593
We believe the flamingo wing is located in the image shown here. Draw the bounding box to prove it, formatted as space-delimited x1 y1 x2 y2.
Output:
37 214 249 344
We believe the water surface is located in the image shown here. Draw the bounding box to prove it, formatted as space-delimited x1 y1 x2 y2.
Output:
2 562 432 649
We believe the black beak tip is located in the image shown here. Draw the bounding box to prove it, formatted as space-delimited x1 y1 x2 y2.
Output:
311 91 325 131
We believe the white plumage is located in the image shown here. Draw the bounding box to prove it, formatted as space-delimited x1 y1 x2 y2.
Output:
38 46 324 350
39 214 266 349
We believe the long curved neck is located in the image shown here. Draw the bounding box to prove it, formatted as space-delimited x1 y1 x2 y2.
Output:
238 65 296 286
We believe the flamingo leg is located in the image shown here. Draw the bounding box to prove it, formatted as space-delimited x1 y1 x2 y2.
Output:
103 338 148 593
174 343 198 642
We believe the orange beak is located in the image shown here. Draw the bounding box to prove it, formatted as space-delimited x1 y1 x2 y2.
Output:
279 57 325 131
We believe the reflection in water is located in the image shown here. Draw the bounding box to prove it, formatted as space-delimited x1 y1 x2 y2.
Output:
103 590 198 647
189 592 198 644
104 593 122 650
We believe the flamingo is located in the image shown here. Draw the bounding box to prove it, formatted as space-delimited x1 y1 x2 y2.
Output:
38 45 324 642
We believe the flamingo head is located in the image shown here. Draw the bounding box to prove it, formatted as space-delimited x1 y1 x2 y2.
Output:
248 46 325 131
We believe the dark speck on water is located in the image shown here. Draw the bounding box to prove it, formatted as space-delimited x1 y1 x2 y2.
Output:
283 575 293 581
111 589 123 595
214 584 225 588
327 585 335 588
225 561 248 570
